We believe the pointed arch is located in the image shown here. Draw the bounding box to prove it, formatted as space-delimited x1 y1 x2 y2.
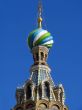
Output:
24 80 35 100
44 81 50 98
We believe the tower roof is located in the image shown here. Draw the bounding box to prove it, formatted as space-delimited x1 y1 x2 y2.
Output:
27 0 54 50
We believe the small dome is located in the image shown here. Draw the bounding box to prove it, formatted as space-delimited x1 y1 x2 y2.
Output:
28 28 54 49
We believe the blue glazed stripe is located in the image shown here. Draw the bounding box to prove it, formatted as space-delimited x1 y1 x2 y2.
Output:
39 36 53 45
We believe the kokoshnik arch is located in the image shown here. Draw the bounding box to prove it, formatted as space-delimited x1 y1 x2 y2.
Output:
11 0 68 110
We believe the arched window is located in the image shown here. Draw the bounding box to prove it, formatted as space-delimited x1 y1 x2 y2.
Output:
16 89 24 104
39 85 42 99
64 108 67 110
44 82 50 98
16 107 23 110
39 103 47 109
45 54 47 60
36 53 39 61
17 94 23 104
51 105 60 110
41 52 44 60
26 104 35 110
26 84 32 99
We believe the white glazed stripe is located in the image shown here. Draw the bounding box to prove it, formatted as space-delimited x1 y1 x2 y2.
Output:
33 30 48 45
42 40 54 45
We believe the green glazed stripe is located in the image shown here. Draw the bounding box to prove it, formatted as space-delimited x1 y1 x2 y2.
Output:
28 29 38 46
47 44 52 48
34 32 51 46
43 44 52 48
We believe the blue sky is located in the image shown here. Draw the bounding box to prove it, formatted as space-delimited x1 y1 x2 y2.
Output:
0 0 82 110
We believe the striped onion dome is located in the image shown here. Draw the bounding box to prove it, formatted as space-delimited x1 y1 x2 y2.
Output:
28 28 54 49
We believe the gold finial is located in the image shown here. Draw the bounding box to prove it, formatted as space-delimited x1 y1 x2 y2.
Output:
38 0 43 28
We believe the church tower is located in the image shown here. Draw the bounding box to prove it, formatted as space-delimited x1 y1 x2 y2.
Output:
12 1 68 110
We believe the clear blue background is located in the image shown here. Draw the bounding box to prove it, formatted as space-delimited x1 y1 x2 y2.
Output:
0 0 82 110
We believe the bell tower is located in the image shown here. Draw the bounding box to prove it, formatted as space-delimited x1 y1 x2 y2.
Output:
12 0 68 110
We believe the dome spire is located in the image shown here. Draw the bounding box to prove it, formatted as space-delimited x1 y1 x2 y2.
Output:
28 0 54 50
38 0 43 28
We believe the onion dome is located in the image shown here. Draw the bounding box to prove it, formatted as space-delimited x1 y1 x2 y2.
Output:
28 28 54 49
27 0 54 50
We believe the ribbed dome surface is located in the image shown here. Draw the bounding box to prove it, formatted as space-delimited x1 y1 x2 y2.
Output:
28 28 54 49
